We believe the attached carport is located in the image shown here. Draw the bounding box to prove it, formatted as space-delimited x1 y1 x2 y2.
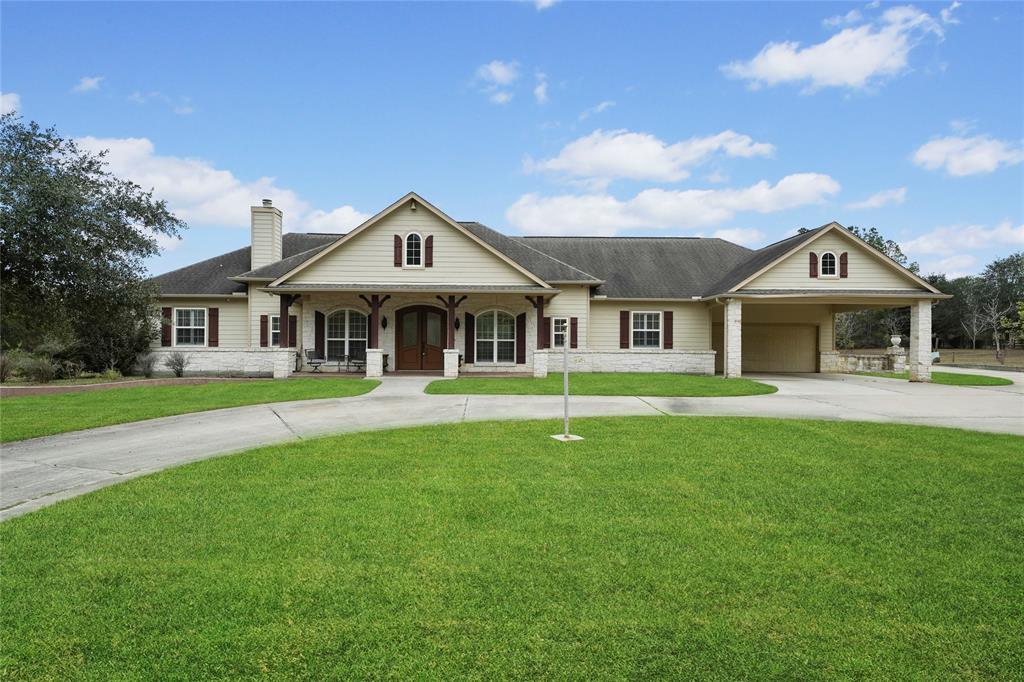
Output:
709 290 946 380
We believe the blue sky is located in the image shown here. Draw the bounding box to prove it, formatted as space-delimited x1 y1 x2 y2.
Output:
3 1 1022 277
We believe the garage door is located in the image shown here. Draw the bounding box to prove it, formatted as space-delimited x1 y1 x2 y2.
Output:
741 324 817 372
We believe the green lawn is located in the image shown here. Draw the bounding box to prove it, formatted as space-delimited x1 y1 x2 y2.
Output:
2 417 1020 680
854 370 1013 386
426 372 777 397
0 378 379 442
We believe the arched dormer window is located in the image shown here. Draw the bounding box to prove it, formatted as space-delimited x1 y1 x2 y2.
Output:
405 233 422 267
820 251 837 277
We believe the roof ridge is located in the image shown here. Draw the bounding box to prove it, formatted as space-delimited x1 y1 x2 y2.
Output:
461 221 603 282
148 244 250 280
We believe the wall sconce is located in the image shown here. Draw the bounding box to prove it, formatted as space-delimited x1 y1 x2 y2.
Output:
381 315 388 329
454 317 461 331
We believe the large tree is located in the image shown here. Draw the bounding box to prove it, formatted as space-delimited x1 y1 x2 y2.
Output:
0 113 184 370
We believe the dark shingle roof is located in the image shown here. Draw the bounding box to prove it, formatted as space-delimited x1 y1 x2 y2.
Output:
458 222 601 283
514 236 754 298
702 225 828 296
149 233 340 296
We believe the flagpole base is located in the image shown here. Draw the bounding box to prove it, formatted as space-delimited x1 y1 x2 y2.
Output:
551 434 584 442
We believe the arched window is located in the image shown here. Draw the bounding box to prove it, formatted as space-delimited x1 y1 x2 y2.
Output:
820 252 837 276
326 309 368 361
405 233 422 266
475 310 516 363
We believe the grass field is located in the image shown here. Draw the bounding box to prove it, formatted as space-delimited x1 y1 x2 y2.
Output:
2 417 1020 679
0 378 379 442
854 370 1013 386
426 372 776 397
939 348 1024 368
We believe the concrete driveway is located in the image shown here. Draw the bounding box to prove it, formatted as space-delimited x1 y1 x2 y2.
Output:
2 372 1020 520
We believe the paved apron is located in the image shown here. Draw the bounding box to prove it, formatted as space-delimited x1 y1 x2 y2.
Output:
2 372 1021 520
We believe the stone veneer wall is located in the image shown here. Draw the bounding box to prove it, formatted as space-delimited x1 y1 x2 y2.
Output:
820 350 906 374
535 349 716 377
148 348 296 378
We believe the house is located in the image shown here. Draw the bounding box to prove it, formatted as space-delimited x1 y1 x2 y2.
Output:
149 192 948 380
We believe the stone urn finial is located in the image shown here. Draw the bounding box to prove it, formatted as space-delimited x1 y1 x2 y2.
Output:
890 335 902 348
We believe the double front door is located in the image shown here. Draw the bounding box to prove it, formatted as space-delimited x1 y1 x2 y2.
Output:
396 306 447 371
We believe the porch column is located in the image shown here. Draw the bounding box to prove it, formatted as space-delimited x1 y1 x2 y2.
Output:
359 294 390 350
723 299 742 378
909 300 932 382
278 294 295 348
536 296 545 349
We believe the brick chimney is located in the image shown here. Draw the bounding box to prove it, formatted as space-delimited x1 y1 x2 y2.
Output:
250 198 283 270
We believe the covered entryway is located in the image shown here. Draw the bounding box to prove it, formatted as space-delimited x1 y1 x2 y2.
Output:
741 324 818 372
395 305 447 371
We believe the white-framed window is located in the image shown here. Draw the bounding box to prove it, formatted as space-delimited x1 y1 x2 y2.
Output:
476 310 516 363
552 317 568 348
326 309 368 362
631 311 661 349
820 251 838 277
270 315 281 347
174 307 206 346
405 232 423 267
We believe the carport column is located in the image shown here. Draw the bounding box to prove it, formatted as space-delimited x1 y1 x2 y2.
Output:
723 298 742 378
908 300 932 382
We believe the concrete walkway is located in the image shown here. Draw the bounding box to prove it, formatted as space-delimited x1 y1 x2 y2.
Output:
2 372 1020 520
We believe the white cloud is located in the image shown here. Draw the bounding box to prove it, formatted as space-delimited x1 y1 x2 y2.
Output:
902 221 1024 256
533 72 549 104
476 60 520 87
845 186 907 209
506 173 840 235
920 254 976 278
1 92 20 114
75 136 368 233
534 0 558 9
490 91 513 104
72 76 104 93
712 228 766 246
722 5 945 91
129 90 195 115
823 9 862 27
527 129 775 184
578 100 615 120
912 134 1024 176
940 1 961 24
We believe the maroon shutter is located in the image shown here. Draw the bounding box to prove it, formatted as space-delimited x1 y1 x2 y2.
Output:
260 315 268 347
208 307 219 347
393 235 402 267
288 315 297 348
619 310 630 348
315 311 325 357
425 235 433 267
809 252 818 278
570 317 578 348
839 252 848 278
161 307 172 346
465 313 475 363
663 311 673 349
515 313 526 364
542 317 551 349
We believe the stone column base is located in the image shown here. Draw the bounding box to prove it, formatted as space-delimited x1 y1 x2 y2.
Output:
533 350 548 378
443 349 460 378
365 349 384 378
885 347 907 373
819 351 841 373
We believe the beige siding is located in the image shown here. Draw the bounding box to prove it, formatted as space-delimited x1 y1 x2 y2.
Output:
249 286 301 348
744 232 922 290
544 286 590 348
151 297 249 349
589 301 710 351
250 207 282 270
288 206 535 285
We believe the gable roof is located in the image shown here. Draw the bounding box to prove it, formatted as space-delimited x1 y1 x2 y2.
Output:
149 233 339 296
269 192 553 288
517 236 753 298
458 222 601 283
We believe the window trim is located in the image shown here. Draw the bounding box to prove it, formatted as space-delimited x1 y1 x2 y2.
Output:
172 307 207 347
269 314 281 347
551 316 568 348
630 310 662 350
473 309 517 365
325 308 369 361
819 251 839 278
404 232 424 268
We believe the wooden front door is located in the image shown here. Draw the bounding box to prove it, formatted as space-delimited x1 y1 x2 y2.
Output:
396 306 447 370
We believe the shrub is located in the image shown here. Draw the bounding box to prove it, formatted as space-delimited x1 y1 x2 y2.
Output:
0 354 11 383
136 353 157 378
59 359 84 381
163 352 190 378
101 368 122 382
17 355 57 383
